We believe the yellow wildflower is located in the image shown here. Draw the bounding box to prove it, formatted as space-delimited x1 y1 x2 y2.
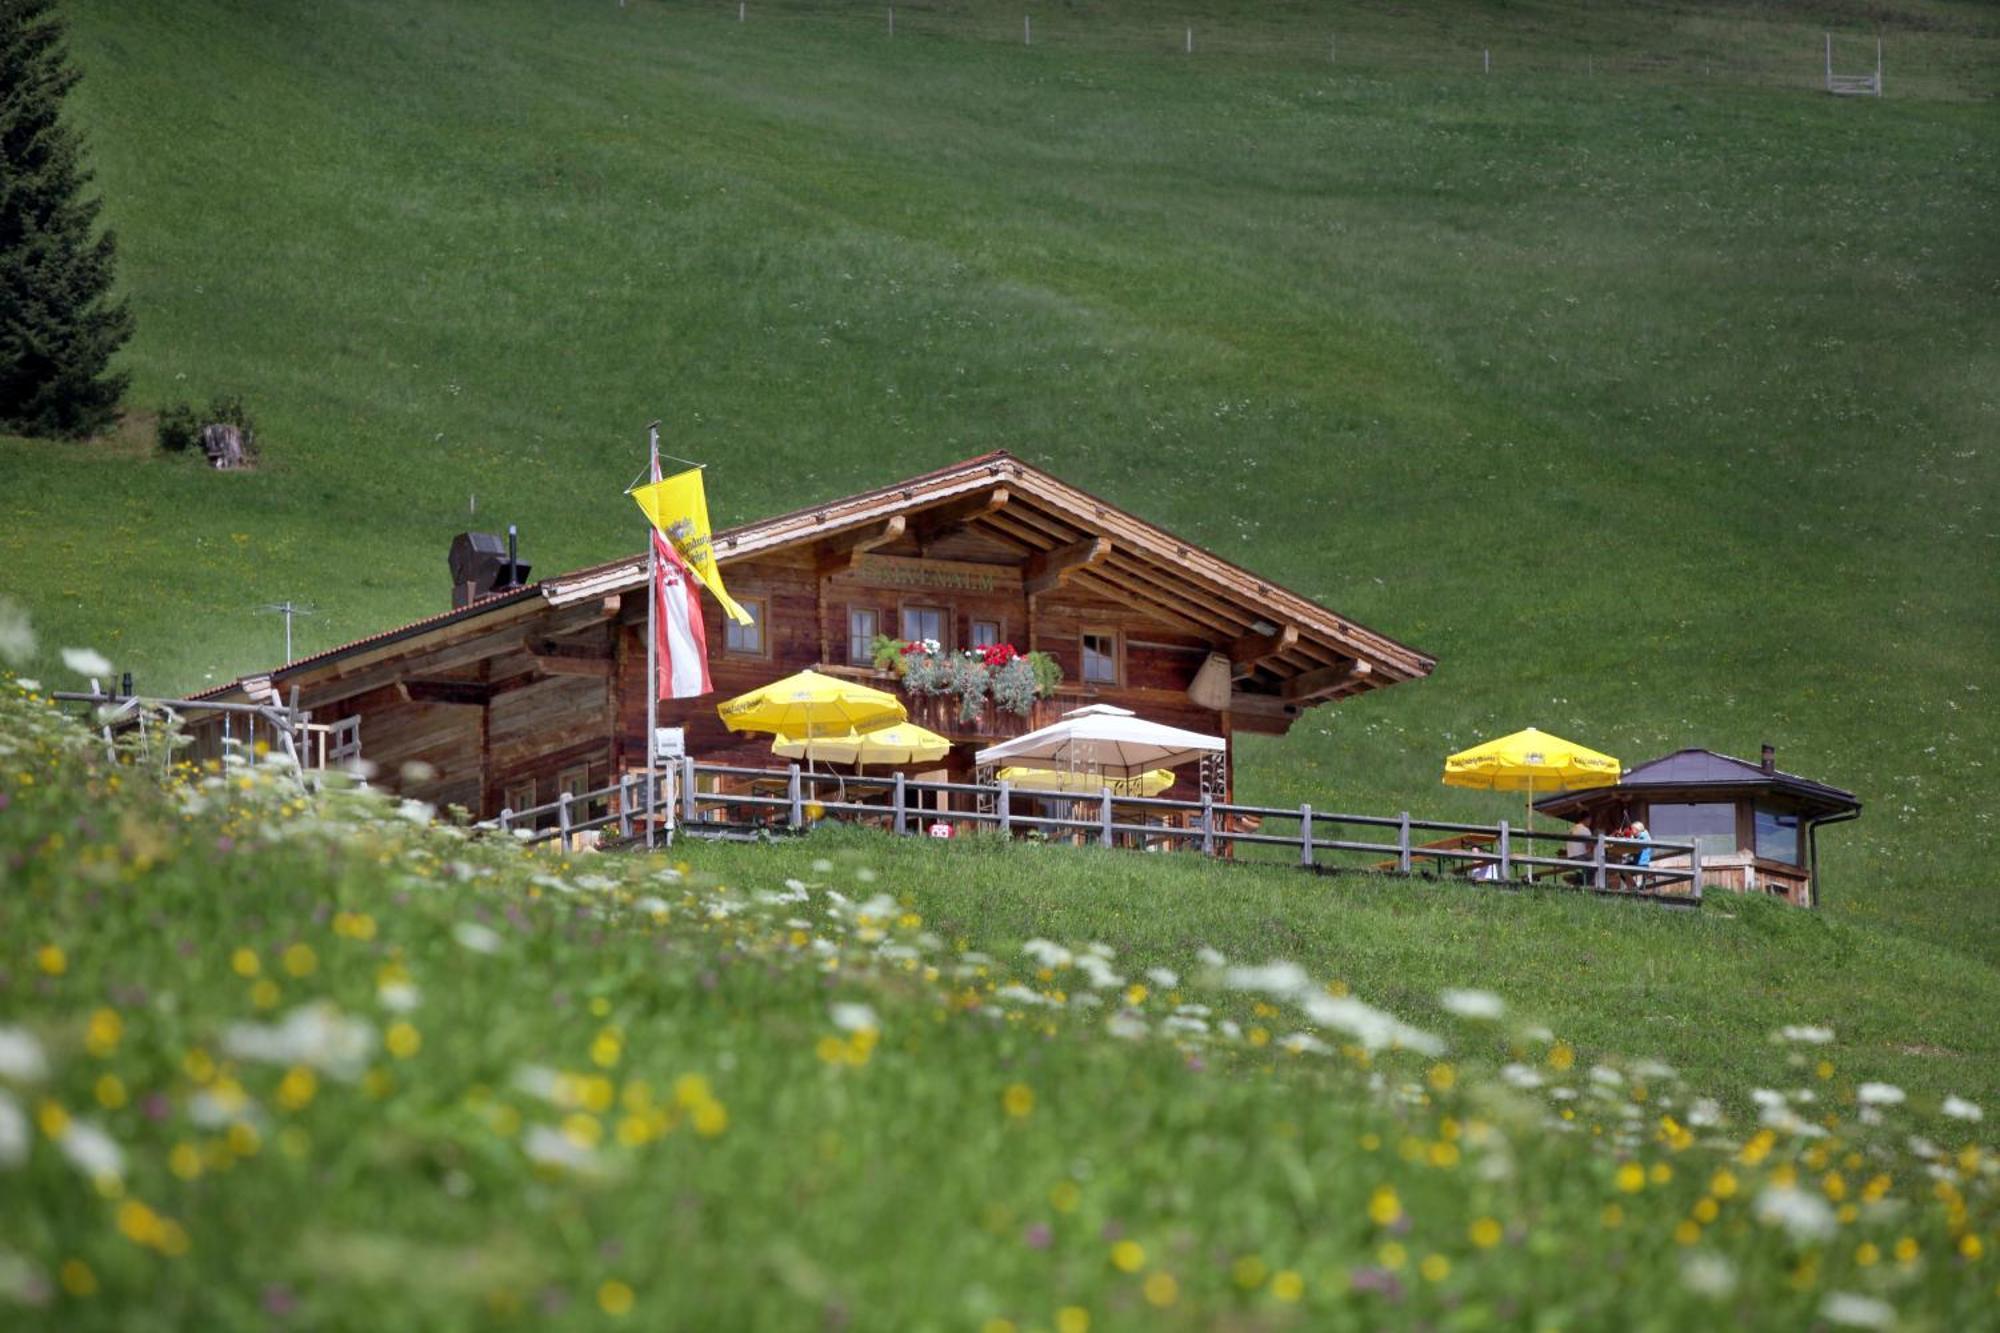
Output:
385 1021 422 1060
1615 1162 1646 1194
1056 1306 1090 1333
597 1280 635 1316
36 944 66 976
250 978 280 1009
1002 1083 1035 1119
1710 1169 1739 1199
1419 1253 1450 1282
168 1142 203 1181
1232 1255 1268 1289
276 1066 317 1111
1963 1234 1986 1261
1893 1236 1919 1264
1601 1204 1624 1228
281 943 317 978
1367 1185 1402 1226
1142 1272 1178 1307
1270 1269 1304 1302
1692 1197 1720 1223
84 1008 122 1057
1125 984 1148 1006
590 1029 623 1069
1427 1141 1461 1169
1110 1240 1145 1273
1469 1217 1503 1249
58 1259 96 1296
1674 1220 1701 1246
231 947 261 978
1378 1242 1408 1271
1649 1162 1673 1186
1548 1042 1575 1072
37 1099 69 1139
93 1074 126 1110
227 1122 260 1157
1049 1180 1081 1214
1427 1062 1456 1092
1855 1242 1880 1267
692 1100 728 1138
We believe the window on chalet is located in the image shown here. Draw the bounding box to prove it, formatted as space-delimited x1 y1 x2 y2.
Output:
1647 801 1736 858
1081 630 1119 685
848 609 878 666
969 620 1001 650
724 598 766 656
901 605 946 647
504 779 537 819
1754 807 1801 865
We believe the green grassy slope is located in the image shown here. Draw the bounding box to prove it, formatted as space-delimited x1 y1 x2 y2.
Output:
2 0 1995 967
1 690 1995 1329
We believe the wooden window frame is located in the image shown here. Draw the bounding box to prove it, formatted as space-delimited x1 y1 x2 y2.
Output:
723 595 769 658
847 607 879 666
968 618 1005 651
504 778 537 817
1080 627 1121 687
899 602 950 650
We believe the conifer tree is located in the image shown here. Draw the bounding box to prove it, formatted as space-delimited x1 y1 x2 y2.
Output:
0 0 132 439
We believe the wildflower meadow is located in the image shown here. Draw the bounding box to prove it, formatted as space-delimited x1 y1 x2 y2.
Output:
1 679 1992 1329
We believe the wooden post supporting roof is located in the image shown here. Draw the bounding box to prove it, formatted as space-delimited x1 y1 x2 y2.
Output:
814 515 906 578
1281 659 1372 701
910 486 1009 547
1024 536 1112 596
1229 624 1298 677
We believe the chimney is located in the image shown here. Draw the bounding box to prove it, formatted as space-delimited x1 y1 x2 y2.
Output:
1761 743 1775 774
448 529 531 608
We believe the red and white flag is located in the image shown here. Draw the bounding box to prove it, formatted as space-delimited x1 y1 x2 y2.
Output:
650 447 712 700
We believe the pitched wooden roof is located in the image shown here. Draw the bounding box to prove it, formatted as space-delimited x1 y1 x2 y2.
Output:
544 451 1434 709
1535 748 1860 819
196 452 1432 715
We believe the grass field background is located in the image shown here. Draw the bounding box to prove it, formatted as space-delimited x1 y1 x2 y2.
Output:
1 0 1995 974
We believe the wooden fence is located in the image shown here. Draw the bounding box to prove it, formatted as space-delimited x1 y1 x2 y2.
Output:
494 760 1702 904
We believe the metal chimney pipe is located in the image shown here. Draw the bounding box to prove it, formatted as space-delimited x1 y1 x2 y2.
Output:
1761 743 1775 774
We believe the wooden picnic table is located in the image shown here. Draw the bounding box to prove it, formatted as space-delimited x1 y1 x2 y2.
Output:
1371 831 1496 874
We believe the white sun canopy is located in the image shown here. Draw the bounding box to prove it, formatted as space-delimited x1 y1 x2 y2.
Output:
973 704 1225 779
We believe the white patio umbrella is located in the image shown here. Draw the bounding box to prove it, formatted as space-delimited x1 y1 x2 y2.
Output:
973 704 1224 780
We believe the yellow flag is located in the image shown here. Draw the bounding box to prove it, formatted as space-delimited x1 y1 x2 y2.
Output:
630 468 754 625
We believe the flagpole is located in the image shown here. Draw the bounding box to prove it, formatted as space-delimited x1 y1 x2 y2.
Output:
644 420 661 850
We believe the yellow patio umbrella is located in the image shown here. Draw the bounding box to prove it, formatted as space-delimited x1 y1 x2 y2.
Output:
996 766 1176 798
1442 726 1621 830
773 721 951 768
718 669 905 740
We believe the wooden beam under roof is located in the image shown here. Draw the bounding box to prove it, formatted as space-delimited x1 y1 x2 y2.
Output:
910 486 1010 548
814 515 906 578
1229 624 1298 676
1024 536 1112 596
1281 659 1373 701
1066 568 1211 635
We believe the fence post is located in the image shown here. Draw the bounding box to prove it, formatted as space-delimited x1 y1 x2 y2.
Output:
1099 790 1113 848
680 755 697 823
1397 812 1412 874
1186 25 1193 54
618 775 633 840
788 763 803 830
499 807 512 833
1498 820 1511 881
1200 792 1215 856
893 773 907 837
558 791 573 853
1689 842 1704 903
997 780 1011 835
1593 833 1608 891
1299 803 1314 869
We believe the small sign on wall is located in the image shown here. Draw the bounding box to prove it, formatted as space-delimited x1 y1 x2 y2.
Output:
654 727 685 761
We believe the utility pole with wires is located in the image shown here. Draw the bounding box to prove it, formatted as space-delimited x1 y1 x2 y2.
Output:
258 601 316 663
